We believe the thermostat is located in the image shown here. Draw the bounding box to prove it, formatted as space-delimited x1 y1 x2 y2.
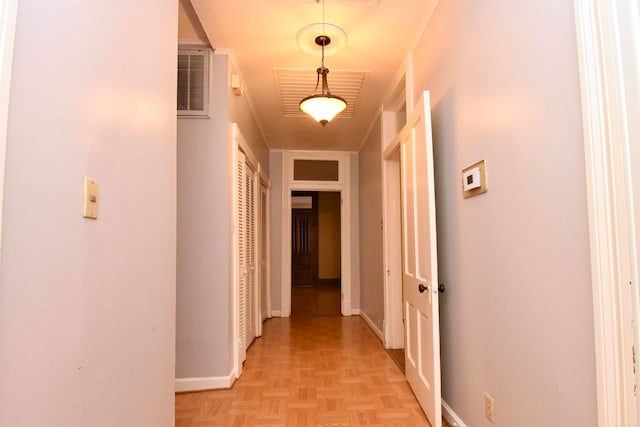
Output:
463 167 481 191
462 160 488 199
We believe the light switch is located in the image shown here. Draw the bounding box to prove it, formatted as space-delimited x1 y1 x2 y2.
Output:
83 177 99 219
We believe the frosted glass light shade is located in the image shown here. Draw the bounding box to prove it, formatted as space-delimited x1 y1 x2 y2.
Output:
299 94 347 126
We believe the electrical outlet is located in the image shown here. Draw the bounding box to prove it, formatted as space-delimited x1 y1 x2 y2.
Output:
484 393 495 423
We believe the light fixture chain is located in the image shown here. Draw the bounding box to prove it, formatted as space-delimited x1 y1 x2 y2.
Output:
321 0 326 69
322 0 325 36
299 0 347 126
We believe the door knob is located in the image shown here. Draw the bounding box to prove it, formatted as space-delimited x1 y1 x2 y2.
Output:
438 283 445 293
418 284 428 293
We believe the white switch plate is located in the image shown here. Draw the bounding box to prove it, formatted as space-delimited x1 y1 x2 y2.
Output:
484 392 495 423
83 177 99 219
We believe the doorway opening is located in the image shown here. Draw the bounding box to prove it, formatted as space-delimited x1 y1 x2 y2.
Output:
280 150 352 317
291 191 342 316
381 71 408 351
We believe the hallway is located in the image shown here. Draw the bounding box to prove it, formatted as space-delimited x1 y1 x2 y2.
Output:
175 314 430 426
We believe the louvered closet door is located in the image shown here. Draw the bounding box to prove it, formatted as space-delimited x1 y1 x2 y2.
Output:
244 164 257 349
259 185 269 323
236 152 247 363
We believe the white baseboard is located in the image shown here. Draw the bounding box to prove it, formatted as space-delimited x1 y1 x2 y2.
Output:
271 310 281 317
175 374 234 393
359 311 384 342
442 399 468 427
351 308 361 315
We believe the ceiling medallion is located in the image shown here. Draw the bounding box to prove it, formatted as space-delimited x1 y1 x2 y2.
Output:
298 0 347 126
297 22 347 57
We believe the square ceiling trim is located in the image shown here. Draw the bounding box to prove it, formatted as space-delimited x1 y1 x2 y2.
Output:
273 67 369 118
266 0 379 7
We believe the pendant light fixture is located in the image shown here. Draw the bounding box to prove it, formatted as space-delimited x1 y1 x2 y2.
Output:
299 0 347 126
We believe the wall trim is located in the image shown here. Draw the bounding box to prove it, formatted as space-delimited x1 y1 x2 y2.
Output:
359 311 384 343
271 309 281 317
175 374 235 393
442 400 468 427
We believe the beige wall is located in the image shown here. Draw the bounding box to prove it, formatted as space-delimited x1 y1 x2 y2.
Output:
358 115 384 332
269 151 283 311
176 53 232 379
178 0 209 45
318 192 341 279
0 1 177 425
176 47 269 381
411 0 597 425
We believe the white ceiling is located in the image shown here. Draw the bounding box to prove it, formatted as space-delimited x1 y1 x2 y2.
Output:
188 0 435 152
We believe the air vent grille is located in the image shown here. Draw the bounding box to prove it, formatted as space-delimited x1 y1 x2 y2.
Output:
274 68 368 118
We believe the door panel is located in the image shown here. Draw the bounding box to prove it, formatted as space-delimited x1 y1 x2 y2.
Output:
292 211 318 286
237 150 259 358
236 151 247 365
259 186 269 324
291 192 318 288
245 163 257 348
401 91 441 427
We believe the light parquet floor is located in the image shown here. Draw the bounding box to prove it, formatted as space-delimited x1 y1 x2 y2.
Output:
175 315 430 426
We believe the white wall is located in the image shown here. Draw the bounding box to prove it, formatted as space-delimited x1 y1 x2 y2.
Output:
411 0 597 425
358 115 384 331
0 1 177 426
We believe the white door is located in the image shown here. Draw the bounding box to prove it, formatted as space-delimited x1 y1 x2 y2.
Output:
259 184 270 325
244 162 257 348
236 151 247 366
237 150 258 360
400 91 441 427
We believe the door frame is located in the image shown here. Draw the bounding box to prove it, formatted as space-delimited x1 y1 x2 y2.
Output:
382 143 404 348
259 181 272 324
381 64 412 349
280 150 352 317
0 0 19 260
574 1 640 425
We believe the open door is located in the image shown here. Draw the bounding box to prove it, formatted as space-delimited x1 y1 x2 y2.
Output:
291 192 318 287
400 91 441 427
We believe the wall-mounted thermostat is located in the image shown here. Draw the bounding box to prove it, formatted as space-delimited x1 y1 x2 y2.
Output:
462 160 487 199
463 167 481 191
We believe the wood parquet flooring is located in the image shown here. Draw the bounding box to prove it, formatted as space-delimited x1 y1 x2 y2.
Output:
175 315 430 426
